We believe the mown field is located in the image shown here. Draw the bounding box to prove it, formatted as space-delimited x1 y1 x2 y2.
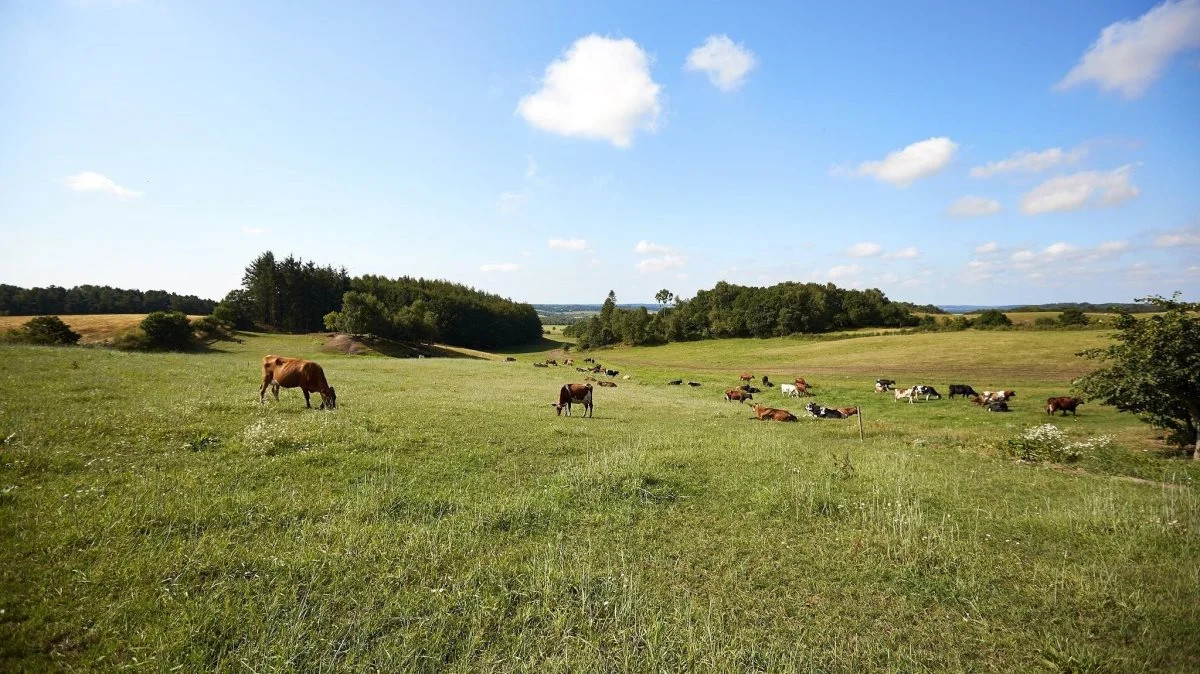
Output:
0 314 205 343
1 329 1198 671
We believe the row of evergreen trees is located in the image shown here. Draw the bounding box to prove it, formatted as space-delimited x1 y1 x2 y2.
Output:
0 284 216 316
566 282 921 348
215 253 542 349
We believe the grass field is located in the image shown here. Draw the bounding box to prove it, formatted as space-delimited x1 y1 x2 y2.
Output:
2 329 1198 671
0 314 205 343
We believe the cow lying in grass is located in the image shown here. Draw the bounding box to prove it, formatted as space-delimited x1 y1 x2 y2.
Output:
805 402 858 418
260 355 337 410
1047 397 1083 416
598 381 617 388
751 404 798 422
553 383 593 417
981 390 1016 404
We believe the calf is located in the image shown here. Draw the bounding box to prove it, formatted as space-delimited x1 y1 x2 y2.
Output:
948 384 976 399
1047 397 1083 416
667 379 683 385
726 389 753 403
894 387 917 404
739 372 754 383
553 383 593 417
914 385 941 401
986 401 1010 413
780 383 800 397
260 355 337 410
598 381 617 388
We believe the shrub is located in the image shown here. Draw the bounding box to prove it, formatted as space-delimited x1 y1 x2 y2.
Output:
16 316 81 345
1001 424 1112 463
191 315 226 341
140 311 194 350
110 331 151 351
974 310 1013 329
1058 308 1089 326
1034 316 1059 328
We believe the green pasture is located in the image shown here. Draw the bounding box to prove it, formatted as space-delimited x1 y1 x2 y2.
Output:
1 330 1197 671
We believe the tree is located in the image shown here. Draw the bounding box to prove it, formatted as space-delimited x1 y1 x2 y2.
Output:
20 316 81 345
140 311 194 350
1058 308 1089 326
334 291 392 337
655 289 674 306
1075 295 1200 460
974 310 1013 328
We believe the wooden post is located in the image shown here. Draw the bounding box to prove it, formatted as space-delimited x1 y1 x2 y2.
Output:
857 406 864 442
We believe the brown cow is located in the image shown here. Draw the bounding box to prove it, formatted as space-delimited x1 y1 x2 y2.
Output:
260 355 336 409
1047 397 1083 416
725 389 753 403
598 381 617 388
739 372 753 383
837 407 860 417
751 404 798 422
553 383 593 417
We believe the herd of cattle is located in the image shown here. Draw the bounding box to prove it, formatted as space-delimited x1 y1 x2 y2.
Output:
256 353 1084 423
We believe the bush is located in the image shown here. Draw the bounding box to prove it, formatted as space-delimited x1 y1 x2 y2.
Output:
16 316 81 345
191 315 227 341
974 310 1013 329
1058 308 1089 326
140 311 194 350
110 331 150 351
1001 424 1112 463
1034 316 1059 328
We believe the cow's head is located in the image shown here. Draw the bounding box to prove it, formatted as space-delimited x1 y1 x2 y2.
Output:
320 387 337 410
552 403 564 416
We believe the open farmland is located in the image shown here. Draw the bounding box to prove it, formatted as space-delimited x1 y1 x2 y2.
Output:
0 314 205 343
1 330 1197 671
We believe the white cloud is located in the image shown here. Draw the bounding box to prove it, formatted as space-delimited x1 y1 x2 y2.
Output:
1056 0 1200 98
1011 250 1036 263
516 35 662 148
685 34 757 92
1011 240 1130 269
525 155 538 179
636 254 687 273
1044 242 1078 259
974 241 1000 254
846 242 883 257
946 196 1002 218
1154 228 1200 246
885 246 920 259
969 146 1088 178
480 263 521 272
634 240 673 254
497 191 531 214
243 227 264 236
1020 165 1139 215
548 238 588 251
843 137 958 187
520 251 532 257
65 171 141 198
676 272 689 280
1096 240 1130 254
827 264 863 281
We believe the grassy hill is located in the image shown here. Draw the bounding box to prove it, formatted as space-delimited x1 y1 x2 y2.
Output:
0 313 205 343
1 330 1196 671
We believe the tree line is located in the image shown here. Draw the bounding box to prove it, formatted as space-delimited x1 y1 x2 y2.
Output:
0 284 216 316
216 252 542 349
565 282 923 348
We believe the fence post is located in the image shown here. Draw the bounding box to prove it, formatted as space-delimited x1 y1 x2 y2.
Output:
858 407 864 442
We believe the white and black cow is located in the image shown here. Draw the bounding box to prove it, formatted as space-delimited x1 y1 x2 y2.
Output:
913 385 941 400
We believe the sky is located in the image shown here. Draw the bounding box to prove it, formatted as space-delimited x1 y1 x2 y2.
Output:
1 0 1198 306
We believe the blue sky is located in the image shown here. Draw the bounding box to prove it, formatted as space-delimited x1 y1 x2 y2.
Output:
1 0 1198 305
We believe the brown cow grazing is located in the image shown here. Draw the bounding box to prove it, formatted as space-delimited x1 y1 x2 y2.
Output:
598 381 617 388
260 355 337 409
1047 397 1083 416
725 389 753 403
739 372 754 383
553 383 593 417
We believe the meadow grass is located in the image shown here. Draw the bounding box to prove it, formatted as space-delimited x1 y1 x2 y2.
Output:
0 314 205 343
1 330 1197 671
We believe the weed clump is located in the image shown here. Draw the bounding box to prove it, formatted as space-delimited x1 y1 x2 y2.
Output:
1002 424 1114 463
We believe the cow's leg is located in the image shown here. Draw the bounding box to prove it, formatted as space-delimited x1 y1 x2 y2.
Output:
303 389 311 408
259 375 271 403
272 382 280 401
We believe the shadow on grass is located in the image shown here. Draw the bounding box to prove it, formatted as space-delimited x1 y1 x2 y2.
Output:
494 337 573 356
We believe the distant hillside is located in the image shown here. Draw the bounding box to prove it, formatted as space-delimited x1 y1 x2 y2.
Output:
939 302 1161 314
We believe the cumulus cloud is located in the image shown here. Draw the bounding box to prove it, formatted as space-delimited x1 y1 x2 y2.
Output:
946 196 1002 218
1020 165 1139 215
840 137 958 187
1154 227 1200 246
1011 240 1130 268
636 254 687 273
847 242 883 257
1056 0 1200 98
969 146 1088 178
685 34 757 91
827 264 863 281
548 238 588 251
885 246 920 259
497 191 531 214
480 263 521 272
634 240 673 254
517 35 662 148
65 171 141 198
974 241 1000 254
